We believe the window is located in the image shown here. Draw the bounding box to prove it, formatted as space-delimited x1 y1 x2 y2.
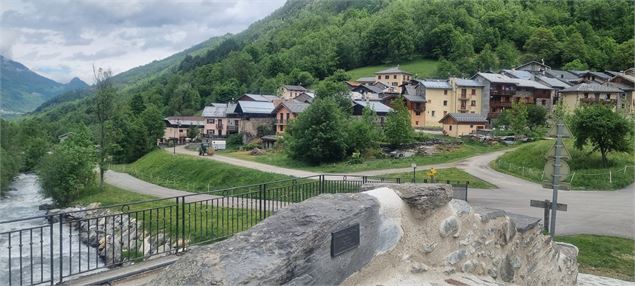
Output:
584 93 589 99
431 111 436 117
207 119 215 124
449 125 452 131
471 100 476 106
607 94 611 99
279 125 284 132
470 111 475 114
392 82 398 86
444 90 448 95
179 129 183 133
470 124 474 128
415 111 421 116
286 113 290 120
393 75 397 79
443 100 448 106
443 111 447 115
541 100 547 105
415 121 419 125
377 75 381 80
385 75 389 79
471 89 476 95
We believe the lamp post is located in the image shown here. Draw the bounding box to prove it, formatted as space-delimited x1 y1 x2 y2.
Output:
411 163 417 183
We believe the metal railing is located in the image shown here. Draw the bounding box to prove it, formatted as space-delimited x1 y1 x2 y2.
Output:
0 175 468 285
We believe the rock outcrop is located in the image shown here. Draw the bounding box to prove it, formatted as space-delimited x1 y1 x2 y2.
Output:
149 183 578 286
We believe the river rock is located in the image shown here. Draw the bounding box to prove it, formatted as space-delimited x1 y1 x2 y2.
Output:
439 216 460 238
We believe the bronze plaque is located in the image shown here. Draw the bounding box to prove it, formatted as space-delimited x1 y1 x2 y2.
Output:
331 224 360 257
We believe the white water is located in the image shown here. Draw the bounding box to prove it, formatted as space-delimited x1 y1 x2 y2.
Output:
0 174 103 285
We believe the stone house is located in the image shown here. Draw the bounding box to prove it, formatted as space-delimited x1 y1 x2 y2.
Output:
272 100 310 134
607 73 635 113
229 100 276 142
161 116 205 144
439 113 488 138
202 103 238 138
279 85 307 100
473 73 553 119
559 83 624 113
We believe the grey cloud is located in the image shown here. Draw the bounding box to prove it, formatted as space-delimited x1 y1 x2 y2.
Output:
70 48 127 60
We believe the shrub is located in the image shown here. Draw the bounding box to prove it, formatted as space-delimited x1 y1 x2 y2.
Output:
226 133 243 149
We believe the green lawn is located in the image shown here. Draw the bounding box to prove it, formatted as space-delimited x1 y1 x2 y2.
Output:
224 141 508 173
493 140 634 190
557 235 634 281
384 168 496 189
110 150 294 193
347 58 439 80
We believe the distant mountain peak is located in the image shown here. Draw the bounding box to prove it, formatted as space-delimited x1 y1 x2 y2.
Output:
66 77 88 87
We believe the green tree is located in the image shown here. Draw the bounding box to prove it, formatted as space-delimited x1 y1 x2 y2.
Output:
130 93 146 115
509 102 528 136
615 39 635 71
93 67 115 191
286 97 348 164
523 28 560 65
562 59 589 70
314 80 352 112
38 126 96 206
570 105 634 166
475 44 499 71
495 41 520 68
347 106 382 154
384 98 413 146
139 104 165 152
527 104 548 131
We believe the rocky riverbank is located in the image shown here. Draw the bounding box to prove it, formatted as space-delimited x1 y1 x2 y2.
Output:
46 204 183 267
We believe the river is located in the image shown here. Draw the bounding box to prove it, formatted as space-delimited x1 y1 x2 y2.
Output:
0 174 103 285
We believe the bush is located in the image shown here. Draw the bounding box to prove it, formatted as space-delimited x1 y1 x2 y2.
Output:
384 98 414 146
226 133 243 149
38 126 96 206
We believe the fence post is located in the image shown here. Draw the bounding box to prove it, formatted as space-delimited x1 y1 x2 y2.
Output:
362 176 367 185
319 175 324 194
58 213 63 283
175 197 180 253
396 178 401 184
49 215 54 285
465 181 469 202
181 196 185 250
609 170 612 184
262 183 268 218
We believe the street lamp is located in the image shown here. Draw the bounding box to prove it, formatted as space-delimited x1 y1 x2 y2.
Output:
411 163 417 183
173 119 181 155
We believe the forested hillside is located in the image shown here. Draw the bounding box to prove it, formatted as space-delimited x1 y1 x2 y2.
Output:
3 0 633 186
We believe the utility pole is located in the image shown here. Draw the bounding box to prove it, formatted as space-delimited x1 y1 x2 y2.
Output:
542 119 572 237
550 122 562 236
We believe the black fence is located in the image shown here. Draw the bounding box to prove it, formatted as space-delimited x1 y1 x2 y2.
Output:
0 175 468 285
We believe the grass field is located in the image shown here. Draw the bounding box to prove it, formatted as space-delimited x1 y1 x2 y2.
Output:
224 141 508 173
110 150 293 193
347 58 439 80
383 168 496 189
557 235 634 281
493 140 634 190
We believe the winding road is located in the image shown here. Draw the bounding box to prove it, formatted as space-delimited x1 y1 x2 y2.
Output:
105 146 633 238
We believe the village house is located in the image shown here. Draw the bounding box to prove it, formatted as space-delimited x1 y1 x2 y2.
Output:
161 116 205 144
607 73 635 113
229 100 276 142
450 78 484 114
201 103 238 138
238 93 280 102
413 79 452 128
560 82 624 113
352 100 392 126
279 85 307 100
386 87 425 128
272 100 310 134
375 66 413 93
439 113 488 138
294 91 315 103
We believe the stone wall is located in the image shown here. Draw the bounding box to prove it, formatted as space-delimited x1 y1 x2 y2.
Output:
148 183 578 285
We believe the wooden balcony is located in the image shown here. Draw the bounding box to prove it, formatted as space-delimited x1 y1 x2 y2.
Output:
490 89 516 96
227 125 238 132
490 101 512 108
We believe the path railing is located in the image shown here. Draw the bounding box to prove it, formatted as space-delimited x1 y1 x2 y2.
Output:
0 175 468 285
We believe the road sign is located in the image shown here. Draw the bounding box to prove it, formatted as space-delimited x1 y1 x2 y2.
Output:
547 123 572 138
530 199 568 211
542 181 571 190
544 159 570 179
545 143 571 160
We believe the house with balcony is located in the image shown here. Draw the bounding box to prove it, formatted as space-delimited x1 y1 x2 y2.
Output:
472 73 518 119
450 78 484 115
559 83 623 113
161 116 205 144
413 79 453 128
202 103 238 138
279 85 307 100
273 100 310 134
607 73 635 113
384 87 426 128
228 100 276 142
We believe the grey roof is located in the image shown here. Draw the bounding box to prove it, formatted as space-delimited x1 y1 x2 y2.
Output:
280 100 310 113
403 94 426 102
165 116 205 126
510 78 552 90
403 84 417 96
536 75 571 89
294 93 314 103
606 82 634 91
475 72 517 84
439 113 488 124
584 71 611 80
372 82 389 90
515 61 551 70
454 79 484 87
545 69 580 81
202 103 230 117
242 94 279 102
612 73 635 84
560 83 623 93
416 79 452 89
375 66 412 75
282 85 307 91
568 70 588 76
356 77 376 83
236 101 275 114
362 84 385 94
502 69 534 80
354 100 393 113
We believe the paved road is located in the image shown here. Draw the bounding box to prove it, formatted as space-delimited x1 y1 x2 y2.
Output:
454 150 634 238
108 147 633 238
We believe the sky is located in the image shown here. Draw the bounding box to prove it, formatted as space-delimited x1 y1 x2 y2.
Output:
0 0 286 84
